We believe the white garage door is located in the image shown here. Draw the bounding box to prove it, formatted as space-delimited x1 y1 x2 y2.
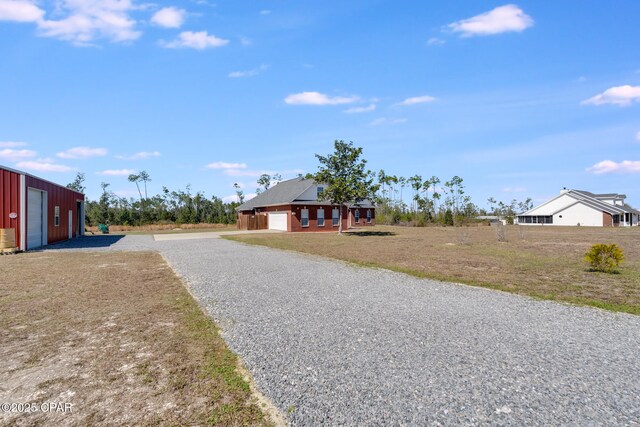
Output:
268 212 288 231
27 189 44 249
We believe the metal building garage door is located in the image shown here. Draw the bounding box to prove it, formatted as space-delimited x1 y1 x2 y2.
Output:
268 212 288 231
27 189 44 249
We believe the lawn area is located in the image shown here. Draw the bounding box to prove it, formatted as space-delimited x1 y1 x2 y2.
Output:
0 251 276 426
225 225 640 315
86 223 237 235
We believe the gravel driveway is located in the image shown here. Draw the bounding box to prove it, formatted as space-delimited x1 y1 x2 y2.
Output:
47 235 640 425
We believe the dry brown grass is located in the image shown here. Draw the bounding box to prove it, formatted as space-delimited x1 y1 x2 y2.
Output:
226 225 640 315
86 223 236 234
0 251 271 426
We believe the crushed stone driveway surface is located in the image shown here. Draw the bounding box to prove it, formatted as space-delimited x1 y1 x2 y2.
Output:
46 235 640 425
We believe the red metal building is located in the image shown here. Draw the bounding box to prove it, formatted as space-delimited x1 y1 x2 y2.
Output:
0 165 85 251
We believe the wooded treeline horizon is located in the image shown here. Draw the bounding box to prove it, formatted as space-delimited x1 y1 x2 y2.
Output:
68 142 533 227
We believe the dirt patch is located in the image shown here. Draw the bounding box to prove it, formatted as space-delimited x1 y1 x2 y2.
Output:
0 251 273 426
226 225 640 315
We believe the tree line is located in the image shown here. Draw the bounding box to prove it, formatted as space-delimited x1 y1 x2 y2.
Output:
66 141 534 228
372 171 533 226
67 172 239 226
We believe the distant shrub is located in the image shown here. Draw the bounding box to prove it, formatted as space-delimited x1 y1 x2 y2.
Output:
494 222 507 242
584 244 624 273
443 209 454 226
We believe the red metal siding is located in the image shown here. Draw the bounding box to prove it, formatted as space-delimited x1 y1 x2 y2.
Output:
25 175 84 245
0 168 21 248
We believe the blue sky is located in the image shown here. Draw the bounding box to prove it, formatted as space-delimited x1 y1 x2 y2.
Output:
1 1 639 207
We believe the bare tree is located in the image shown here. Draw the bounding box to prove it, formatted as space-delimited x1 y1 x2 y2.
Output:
233 183 244 204
139 170 151 200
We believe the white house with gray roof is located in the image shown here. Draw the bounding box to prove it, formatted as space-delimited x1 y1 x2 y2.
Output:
517 189 639 227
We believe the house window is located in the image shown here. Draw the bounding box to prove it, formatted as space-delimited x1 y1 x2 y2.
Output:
354 209 360 223
301 209 309 227
332 208 339 226
317 208 325 227
317 186 324 199
54 206 60 226
366 209 372 223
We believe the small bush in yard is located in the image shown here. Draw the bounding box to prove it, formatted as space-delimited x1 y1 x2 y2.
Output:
584 244 624 273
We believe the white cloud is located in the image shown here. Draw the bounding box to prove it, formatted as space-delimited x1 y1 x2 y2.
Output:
15 160 72 172
259 10 271 15
502 186 527 193
427 37 445 46
57 146 107 159
223 169 267 177
449 4 533 37
97 169 135 176
587 160 640 174
151 7 185 28
228 64 269 78
223 193 257 203
161 31 229 49
636 131 640 141
113 189 140 197
0 0 43 22
582 85 640 107
0 141 27 147
224 168 304 178
37 0 141 46
206 161 248 170
239 36 252 46
0 148 37 161
116 151 161 160
284 91 359 106
343 104 376 114
396 95 437 106
369 117 407 126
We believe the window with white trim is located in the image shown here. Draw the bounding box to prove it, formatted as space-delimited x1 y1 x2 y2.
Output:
367 209 372 223
54 206 60 226
301 208 309 227
317 208 325 227
354 209 360 223
317 186 324 199
332 208 339 226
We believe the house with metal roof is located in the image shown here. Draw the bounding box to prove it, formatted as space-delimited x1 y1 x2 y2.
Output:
516 189 639 227
236 177 375 232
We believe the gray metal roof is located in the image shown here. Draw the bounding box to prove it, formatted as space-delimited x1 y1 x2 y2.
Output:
0 164 85 196
237 177 314 211
573 189 626 199
520 189 635 216
623 204 640 215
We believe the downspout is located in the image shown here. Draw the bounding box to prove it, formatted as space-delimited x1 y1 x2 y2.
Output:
19 174 26 250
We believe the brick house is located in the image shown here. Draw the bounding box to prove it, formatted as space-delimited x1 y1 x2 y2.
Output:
237 177 375 232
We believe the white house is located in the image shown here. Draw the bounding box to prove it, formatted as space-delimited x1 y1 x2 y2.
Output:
517 189 639 227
